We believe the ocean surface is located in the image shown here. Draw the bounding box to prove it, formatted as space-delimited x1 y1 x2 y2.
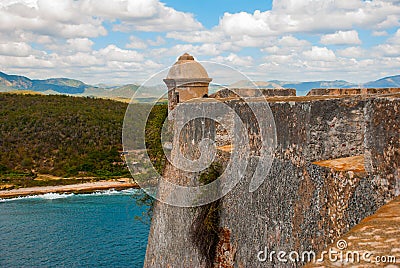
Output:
0 189 150 268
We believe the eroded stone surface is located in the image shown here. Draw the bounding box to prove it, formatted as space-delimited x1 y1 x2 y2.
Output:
306 195 400 267
210 88 296 98
308 87 400 96
144 94 399 268
365 95 400 202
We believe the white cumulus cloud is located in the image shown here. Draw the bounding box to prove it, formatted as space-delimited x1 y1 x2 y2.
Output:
372 30 389 36
0 0 203 41
0 42 36 57
320 30 362 45
147 36 166 46
97 45 144 62
303 46 336 61
0 1 107 39
336 46 365 58
218 0 400 38
220 10 272 36
66 38 94 52
106 0 203 32
126 36 148 49
212 53 254 67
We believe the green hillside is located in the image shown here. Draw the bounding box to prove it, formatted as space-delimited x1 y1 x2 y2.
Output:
364 74 400 88
42 78 86 87
0 93 167 189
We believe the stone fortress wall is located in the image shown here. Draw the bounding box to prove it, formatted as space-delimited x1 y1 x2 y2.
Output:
144 54 400 267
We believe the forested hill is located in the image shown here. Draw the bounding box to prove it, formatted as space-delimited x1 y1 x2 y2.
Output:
0 93 168 190
0 93 131 181
0 71 91 94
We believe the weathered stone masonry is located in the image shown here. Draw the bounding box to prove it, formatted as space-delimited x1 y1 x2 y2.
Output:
145 93 399 267
144 53 400 268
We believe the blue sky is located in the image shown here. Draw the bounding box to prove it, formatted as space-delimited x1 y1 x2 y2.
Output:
0 0 399 85
161 0 273 28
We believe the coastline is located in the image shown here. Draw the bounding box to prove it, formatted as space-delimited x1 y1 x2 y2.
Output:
0 179 139 199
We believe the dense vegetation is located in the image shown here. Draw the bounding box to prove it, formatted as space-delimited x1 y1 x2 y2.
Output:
0 93 169 191
0 94 134 189
144 104 168 174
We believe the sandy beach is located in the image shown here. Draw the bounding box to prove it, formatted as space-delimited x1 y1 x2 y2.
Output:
0 179 139 199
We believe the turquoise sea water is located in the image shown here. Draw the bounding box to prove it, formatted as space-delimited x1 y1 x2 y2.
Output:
0 189 150 268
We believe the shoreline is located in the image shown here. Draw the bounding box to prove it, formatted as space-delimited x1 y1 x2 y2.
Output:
0 179 139 199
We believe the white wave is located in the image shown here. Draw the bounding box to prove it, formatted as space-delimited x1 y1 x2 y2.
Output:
0 193 75 202
0 195 37 202
41 193 75 199
121 188 140 194
0 188 140 202
81 188 139 196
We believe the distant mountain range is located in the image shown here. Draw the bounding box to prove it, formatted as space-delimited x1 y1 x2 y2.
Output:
1 71 399 98
0 72 90 94
0 71 149 100
363 75 400 88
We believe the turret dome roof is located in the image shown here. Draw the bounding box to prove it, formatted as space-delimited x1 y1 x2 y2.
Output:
166 53 210 80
